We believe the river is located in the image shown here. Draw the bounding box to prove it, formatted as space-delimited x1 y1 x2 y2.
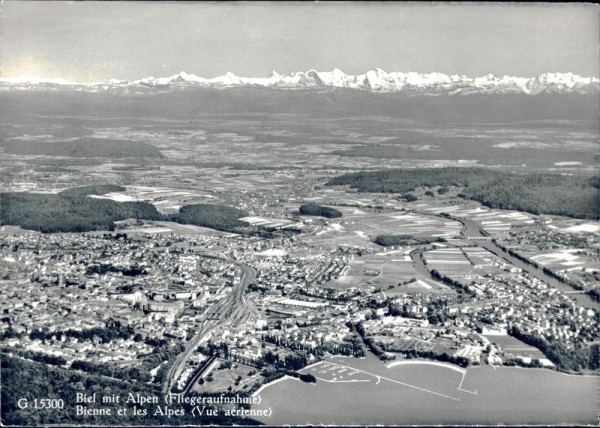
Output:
456 215 599 309
413 211 599 309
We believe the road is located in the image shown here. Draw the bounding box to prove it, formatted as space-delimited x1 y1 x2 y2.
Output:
162 254 259 394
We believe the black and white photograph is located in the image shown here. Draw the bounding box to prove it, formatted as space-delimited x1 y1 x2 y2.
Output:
0 1 598 426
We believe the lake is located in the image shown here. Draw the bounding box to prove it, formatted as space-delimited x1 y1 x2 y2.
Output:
253 355 598 425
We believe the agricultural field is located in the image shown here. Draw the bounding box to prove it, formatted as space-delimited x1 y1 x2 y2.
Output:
530 250 592 272
300 206 463 251
88 185 224 214
418 201 537 235
327 250 447 293
240 216 305 230
423 247 504 277
547 219 600 234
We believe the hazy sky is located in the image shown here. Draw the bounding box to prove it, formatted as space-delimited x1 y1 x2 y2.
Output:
1 2 598 82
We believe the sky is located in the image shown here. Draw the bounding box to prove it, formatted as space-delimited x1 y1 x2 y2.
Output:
1 1 598 82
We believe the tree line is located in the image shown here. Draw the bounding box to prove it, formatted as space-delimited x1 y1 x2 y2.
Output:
299 204 343 218
508 326 600 372
374 234 446 247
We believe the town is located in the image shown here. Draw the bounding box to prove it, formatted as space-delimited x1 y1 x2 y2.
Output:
2 176 598 399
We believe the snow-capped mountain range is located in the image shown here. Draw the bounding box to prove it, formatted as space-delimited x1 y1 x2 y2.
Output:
1 69 598 95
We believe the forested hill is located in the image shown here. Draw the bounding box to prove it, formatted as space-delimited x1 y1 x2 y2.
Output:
168 204 249 232
0 186 249 233
327 168 600 219
0 192 163 233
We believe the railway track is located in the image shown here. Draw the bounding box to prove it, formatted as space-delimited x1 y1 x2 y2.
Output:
162 254 258 393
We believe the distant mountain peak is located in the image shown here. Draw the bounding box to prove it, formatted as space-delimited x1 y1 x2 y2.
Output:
1 70 598 96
